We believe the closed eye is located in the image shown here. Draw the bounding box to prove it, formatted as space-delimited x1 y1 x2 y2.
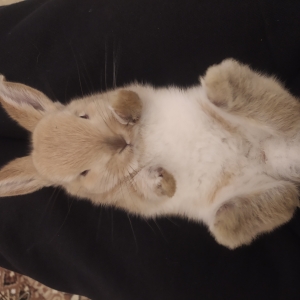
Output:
80 170 90 176
80 114 89 119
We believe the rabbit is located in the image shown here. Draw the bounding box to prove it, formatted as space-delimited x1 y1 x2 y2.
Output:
0 58 299 249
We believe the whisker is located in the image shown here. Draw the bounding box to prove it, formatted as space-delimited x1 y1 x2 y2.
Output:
96 208 103 242
110 208 114 244
94 100 118 136
166 217 180 227
119 167 137 187
144 219 156 234
79 52 94 94
104 41 108 91
64 76 70 102
102 171 111 194
112 40 120 89
153 219 168 242
69 41 84 97
49 196 75 244
39 187 62 224
127 214 139 253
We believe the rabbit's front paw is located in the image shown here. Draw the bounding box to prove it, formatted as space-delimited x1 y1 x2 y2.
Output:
110 90 142 125
148 166 176 198
134 166 176 201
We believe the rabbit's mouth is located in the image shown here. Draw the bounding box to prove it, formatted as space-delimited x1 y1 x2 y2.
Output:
104 135 129 153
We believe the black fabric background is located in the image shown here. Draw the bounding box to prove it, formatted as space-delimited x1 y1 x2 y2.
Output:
0 0 300 299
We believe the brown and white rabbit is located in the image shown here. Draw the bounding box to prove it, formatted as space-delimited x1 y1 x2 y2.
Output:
0 59 299 249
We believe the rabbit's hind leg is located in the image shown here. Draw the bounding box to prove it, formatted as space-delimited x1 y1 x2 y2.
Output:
209 180 299 249
201 59 300 135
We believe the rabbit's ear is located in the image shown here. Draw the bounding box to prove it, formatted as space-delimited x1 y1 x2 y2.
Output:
0 156 49 197
0 75 60 132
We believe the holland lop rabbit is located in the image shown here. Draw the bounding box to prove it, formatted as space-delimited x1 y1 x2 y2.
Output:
0 59 299 249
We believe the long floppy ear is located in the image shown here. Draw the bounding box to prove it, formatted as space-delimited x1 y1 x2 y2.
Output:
0 75 60 132
0 156 49 197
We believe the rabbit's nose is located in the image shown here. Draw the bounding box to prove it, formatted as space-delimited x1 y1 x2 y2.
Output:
104 136 128 151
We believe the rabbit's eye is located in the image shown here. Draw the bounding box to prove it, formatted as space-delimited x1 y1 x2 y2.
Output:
80 170 90 176
80 114 89 119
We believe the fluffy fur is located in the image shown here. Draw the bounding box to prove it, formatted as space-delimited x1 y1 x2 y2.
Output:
0 59 299 249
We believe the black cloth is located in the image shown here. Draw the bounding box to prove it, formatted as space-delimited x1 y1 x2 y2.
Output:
0 0 300 299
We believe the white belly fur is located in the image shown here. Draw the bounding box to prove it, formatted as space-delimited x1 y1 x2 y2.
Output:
127 84 298 227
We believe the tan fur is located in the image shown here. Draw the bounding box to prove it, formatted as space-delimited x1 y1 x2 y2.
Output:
202 59 300 135
111 90 142 124
0 59 299 249
209 169 234 203
201 101 238 134
211 182 299 249
32 112 129 180
0 78 176 201
0 156 47 196
201 59 300 248
0 76 59 131
154 167 176 197
0 98 43 132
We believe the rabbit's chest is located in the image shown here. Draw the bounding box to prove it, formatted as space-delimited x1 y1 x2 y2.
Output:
138 94 265 204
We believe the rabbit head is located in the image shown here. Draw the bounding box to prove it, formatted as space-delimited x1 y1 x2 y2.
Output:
31 89 142 195
0 75 176 209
